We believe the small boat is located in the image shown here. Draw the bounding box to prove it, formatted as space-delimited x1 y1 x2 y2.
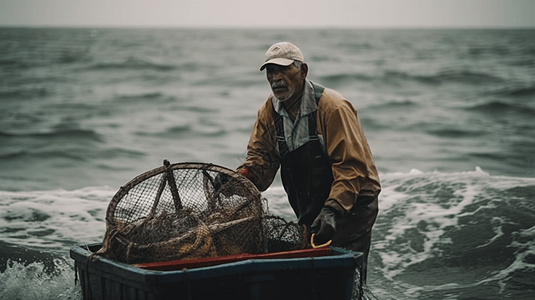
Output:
70 243 363 300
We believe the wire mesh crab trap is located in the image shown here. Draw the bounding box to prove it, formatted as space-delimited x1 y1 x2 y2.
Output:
92 160 308 264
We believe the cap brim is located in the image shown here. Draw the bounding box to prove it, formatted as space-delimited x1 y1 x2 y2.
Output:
260 58 294 71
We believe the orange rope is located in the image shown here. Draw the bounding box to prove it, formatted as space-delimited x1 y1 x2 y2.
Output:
310 233 332 248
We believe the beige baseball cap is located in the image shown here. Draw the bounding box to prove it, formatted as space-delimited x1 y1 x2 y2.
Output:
260 42 305 71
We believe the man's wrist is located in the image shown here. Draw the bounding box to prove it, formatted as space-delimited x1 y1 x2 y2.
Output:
324 200 344 216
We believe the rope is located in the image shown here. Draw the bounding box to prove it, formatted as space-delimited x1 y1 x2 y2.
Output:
310 233 332 248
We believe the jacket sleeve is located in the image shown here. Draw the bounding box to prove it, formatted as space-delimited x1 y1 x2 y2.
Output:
237 101 281 192
319 93 381 215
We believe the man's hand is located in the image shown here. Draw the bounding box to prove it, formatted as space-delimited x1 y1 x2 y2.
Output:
311 207 338 245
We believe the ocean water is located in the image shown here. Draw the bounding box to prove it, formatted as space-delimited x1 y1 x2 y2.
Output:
0 27 534 299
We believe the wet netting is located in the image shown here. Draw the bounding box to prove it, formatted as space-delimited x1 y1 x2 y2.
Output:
92 161 307 264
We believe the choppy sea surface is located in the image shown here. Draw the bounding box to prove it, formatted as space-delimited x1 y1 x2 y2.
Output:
0 28 534 299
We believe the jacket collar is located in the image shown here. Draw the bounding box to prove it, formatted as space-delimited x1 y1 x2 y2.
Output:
272 80 317 118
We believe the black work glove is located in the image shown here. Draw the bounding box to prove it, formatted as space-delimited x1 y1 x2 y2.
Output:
310 206 338 246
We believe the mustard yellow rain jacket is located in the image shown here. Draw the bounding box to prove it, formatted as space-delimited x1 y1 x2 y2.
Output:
238 80 381 243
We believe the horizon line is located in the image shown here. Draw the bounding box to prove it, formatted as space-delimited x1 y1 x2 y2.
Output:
1 24 534 30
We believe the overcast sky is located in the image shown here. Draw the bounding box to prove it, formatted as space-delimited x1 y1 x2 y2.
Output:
1 0 534 28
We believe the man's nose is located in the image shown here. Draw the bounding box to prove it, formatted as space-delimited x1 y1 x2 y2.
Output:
269 70 282 80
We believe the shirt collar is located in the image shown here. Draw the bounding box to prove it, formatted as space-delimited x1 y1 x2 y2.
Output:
272 80 317 118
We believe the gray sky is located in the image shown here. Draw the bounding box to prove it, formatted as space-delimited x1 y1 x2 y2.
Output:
1 0 534 28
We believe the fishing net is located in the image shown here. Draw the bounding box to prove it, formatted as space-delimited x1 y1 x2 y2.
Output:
93 160 307 264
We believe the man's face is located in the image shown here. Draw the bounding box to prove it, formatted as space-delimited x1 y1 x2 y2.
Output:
265 63 306 102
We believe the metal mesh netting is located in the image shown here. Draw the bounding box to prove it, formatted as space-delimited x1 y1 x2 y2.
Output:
93 161 307 264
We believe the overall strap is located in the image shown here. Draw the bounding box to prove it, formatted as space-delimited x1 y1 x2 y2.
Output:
274 114 290 158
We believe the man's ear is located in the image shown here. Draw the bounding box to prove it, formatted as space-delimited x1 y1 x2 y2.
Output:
301 63 308 78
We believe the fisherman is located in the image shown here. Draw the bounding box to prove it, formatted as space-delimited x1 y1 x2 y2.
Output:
236 42 381 282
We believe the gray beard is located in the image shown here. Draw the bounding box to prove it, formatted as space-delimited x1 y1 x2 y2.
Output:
275 91 292 102
271 80 293 102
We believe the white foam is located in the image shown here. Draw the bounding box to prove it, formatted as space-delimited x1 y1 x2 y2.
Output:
0 187 115 249
372 167 535 295
478 224 535 292
0 258 81 300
